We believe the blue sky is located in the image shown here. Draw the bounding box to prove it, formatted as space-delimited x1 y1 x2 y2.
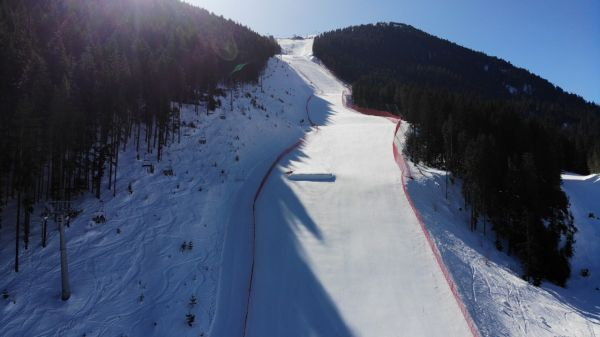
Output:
189 0 600 104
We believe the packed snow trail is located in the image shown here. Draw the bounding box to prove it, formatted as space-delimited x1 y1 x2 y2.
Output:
243 38 474 337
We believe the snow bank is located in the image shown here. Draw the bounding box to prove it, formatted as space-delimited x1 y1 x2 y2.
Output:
562 172 599 182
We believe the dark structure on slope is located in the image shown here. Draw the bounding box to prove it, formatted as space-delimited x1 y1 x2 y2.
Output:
313 22 600 286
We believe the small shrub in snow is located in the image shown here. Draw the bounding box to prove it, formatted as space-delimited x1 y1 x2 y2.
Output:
67 209 83 218
189 295 197 308
181 241 193 252
2 289 9 299
589 212 596 219
93 214 106 224
581 268 590 277
142 161 155 173
185 313 195 327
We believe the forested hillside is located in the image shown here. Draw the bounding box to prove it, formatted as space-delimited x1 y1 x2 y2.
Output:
312 23 600 285
0 0 279 269
314 22 600 174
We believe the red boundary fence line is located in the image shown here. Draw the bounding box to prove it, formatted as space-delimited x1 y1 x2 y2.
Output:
305 94 318 129
342 89 399 122
242 94 316 337
344 91 482 337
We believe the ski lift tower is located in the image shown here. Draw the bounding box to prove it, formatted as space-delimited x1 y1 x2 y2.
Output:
47 200 72 301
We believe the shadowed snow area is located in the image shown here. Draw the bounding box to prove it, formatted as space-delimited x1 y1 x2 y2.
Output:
244 38 473 337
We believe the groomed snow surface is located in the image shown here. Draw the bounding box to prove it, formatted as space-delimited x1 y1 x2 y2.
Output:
1 37 599 337
238 38 473 337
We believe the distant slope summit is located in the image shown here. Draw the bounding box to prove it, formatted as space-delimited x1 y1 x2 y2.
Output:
315 22 591 104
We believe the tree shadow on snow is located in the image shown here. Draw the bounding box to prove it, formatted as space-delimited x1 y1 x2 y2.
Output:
209 67 349 336
247 141 354 336
305 89 335 127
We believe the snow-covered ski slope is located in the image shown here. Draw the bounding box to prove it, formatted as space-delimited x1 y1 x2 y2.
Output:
3 35 597 337
241 38 474 337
